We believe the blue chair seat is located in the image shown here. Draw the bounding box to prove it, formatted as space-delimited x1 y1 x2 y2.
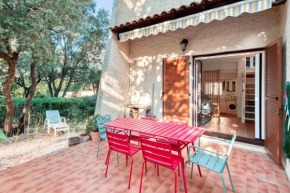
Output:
190 151 225 173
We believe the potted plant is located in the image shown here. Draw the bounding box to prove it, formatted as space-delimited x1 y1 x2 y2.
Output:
86 114 100 143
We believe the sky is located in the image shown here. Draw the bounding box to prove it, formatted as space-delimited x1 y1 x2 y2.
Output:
95 0 114 16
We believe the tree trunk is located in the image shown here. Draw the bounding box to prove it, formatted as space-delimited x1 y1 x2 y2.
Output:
62 75 73 98
24 87 31 98
18 62 38 133
47 80 54 97
3 60 17 137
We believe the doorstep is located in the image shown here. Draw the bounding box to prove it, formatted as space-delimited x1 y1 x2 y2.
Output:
202 135 267 153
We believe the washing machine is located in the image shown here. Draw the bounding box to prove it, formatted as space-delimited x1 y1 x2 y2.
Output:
226 100 237 115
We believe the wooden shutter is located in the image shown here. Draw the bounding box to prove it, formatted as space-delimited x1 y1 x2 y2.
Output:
265 38 282 165
163 57 189 122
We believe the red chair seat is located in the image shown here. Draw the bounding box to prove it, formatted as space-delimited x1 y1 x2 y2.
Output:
129 143 141 156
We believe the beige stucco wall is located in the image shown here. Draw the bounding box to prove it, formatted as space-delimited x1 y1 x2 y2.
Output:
95 0 131 119
97 1 285 122
280 1 290 82
96 0 202 119
129 6 281 120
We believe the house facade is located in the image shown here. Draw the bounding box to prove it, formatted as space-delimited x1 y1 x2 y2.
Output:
96 0 289 170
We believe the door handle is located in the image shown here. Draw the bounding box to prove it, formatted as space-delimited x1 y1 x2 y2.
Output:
279 108 284 116
275 97 279 100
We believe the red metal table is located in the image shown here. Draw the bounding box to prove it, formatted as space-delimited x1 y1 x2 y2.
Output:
103 117 205 143
103 118 205 193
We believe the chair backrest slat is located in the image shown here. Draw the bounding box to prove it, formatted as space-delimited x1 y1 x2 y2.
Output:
140 135 173 168
166 117 188 125
106 128 130 154
140 114 157 121
142 151 173 167
96 115 111 134
46 110 61 123
97 115 111 125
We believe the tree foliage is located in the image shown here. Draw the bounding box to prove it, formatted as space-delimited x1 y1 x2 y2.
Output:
0 0 108 135
41 8 108 97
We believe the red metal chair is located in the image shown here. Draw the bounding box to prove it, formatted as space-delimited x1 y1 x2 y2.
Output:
105 127 141 189
139 135 188 193
140 114 158 121
128 114 158 143
166 117 188 124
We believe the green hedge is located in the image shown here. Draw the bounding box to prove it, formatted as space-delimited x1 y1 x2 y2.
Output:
0 96 97 126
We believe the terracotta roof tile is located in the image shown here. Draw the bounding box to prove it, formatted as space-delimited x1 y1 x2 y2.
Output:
110 0 279 35
111 0 214 32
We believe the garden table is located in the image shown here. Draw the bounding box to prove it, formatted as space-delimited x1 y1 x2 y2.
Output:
103 117 205 193
103 117 205 144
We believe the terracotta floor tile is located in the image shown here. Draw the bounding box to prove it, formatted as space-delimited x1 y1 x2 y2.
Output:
0 141 289 193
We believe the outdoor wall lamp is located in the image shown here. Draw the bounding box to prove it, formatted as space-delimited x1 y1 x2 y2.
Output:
180 38 188 52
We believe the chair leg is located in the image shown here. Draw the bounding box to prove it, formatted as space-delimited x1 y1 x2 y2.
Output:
181 160 188 192
226 163 235 192
117 152 119 164
126 155 128 165
139 161 145 193
190 162 194 178
128 157 134 189
96 138 101 158
174 170 177 193
105 149 112 178
186 146 190 165
198 165 202 177
157 165 159 176
181 159 188 193
145 162 147 172
220 173 227 193
105 149 110 165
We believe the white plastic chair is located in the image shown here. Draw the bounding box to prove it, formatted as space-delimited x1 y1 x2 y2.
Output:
43 110 69 137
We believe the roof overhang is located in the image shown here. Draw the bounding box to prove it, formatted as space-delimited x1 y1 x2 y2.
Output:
111 0 286 42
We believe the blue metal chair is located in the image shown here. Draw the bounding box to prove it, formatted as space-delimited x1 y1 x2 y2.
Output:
181 135 236 193
95 115 119 163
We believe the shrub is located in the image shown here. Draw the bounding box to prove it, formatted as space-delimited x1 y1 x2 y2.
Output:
85 114 100 134
284 82 290 159
0 96 97 127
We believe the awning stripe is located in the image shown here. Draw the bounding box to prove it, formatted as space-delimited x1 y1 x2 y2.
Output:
119 0 272 42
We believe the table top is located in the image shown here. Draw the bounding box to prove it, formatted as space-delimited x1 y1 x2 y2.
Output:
103 118 205 143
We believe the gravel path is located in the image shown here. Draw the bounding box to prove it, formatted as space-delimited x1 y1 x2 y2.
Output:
0 132 79 171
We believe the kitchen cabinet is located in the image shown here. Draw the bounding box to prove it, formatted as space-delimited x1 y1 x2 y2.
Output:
223 80 236 93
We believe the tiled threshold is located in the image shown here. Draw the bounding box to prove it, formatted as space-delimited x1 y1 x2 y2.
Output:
201 135 266 153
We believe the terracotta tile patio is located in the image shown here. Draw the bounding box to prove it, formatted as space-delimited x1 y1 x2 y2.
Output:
0 140 289 193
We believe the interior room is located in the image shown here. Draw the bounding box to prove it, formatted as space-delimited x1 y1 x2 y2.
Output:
197 54 257 139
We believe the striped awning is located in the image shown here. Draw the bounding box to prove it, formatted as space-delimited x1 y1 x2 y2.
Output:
119 0 272 42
